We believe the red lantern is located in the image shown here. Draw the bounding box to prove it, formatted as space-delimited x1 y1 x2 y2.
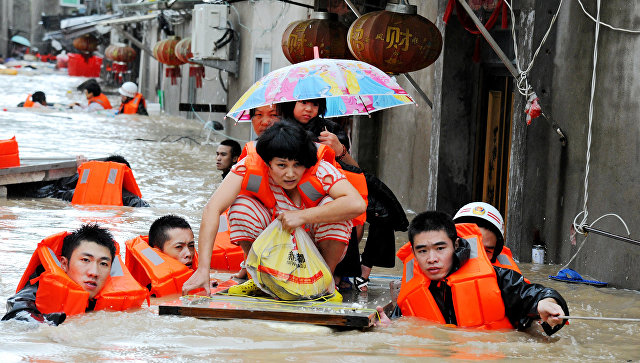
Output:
153 36 185 85
281 12 353 64
175 37 205 88
73 34 98 54
347 3 442 74
105 44 137 76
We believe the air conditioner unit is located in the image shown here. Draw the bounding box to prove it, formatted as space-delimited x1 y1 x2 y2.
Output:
192 4 229 60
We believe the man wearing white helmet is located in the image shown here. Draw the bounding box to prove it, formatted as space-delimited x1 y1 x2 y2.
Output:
453 202 522 273
117 82 148 115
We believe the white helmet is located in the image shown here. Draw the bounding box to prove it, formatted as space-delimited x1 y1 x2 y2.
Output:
118 82 138 98
453 202 504 239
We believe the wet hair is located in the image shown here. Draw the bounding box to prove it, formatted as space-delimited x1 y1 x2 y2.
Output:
220 139 241 158
148 215 193 250
61 223 116 262
408 211 458 247
455 216 504 261
256 120 318 168
105 154 130 168
77 78 99 92
32 91 46 105
84 82 102 97
277 99 327 120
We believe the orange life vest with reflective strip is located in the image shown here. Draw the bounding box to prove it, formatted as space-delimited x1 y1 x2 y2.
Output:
119 93 146 114
125 236 199 297
396 223 514 330
88 93 112 109
210 211 245 271
0 136 20 168
239 141 367 225
71 161 142 206
494 247 522 274
23 94 35 107
16 232 149 316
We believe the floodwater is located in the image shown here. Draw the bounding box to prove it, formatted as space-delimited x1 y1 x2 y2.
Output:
1 67 639 362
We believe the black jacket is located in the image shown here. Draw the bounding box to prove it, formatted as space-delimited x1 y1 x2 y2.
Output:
398 239 569 336
2 267 67 326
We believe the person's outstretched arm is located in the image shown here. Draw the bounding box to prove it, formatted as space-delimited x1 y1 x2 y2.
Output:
495 266 569 335
182 172 243 295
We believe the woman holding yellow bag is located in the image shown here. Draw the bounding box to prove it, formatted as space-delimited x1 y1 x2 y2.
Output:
182 121 366 300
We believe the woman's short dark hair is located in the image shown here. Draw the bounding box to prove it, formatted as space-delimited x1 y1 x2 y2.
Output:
408 211 458 247
85 82 102 97
277 99 327 120
256 120 318 168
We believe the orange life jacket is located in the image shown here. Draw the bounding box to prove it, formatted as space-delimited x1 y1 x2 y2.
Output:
88 93 112 110
210 211 244 271
119 93 146 115
125 235 199 297
0 136 20 168
71 161 142 206
494 246 522 274
396 223 514 330
16 232 149 316
239 142 367 225
23 94 35 107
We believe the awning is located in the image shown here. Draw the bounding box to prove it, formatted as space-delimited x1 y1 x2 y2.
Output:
43 13 157 41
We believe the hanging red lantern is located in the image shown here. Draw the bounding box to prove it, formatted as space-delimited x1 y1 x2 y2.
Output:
153 36 185 85
73 34 98 54
174 37 205 88
281 11 353 64
105 43 137 78
347 2 442 74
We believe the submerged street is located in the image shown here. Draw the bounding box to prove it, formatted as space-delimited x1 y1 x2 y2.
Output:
0 68 639 361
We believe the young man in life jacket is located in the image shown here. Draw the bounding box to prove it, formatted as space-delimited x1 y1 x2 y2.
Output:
2 224 117 325
125 215 198 297
117 82 148 116
181 121 366 301
453 202 523 273
71 82 112 112
377 211 569 336
216 139 241 179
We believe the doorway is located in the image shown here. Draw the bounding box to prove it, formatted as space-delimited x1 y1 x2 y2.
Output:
473 73 513 218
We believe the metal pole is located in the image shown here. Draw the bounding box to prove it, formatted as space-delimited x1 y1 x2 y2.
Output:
343 0 433 108
457 0 567 145
458 0 518 78
583 226 640 247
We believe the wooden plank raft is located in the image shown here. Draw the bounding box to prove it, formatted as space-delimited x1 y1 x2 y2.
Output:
159 275 398 329
159 295 387 329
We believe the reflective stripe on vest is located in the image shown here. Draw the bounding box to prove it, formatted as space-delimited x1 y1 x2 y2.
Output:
496 254 512 266
124 235 196 297
71 161 142 206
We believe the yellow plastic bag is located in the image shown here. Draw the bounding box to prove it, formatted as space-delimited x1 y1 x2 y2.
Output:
246 219 335 300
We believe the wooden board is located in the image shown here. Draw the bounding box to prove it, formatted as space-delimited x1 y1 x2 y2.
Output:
159 275 398 329
159 295 388 329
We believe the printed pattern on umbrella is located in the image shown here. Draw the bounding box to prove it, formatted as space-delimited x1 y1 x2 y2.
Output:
226 59 415 121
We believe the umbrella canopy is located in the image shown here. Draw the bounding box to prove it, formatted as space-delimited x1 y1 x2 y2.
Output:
226 58 415 121
10 35 31 47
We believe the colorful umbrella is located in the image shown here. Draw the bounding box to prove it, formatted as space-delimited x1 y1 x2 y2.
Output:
226 58 415 121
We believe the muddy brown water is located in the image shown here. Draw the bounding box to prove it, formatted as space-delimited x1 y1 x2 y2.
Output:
0 70 639 361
